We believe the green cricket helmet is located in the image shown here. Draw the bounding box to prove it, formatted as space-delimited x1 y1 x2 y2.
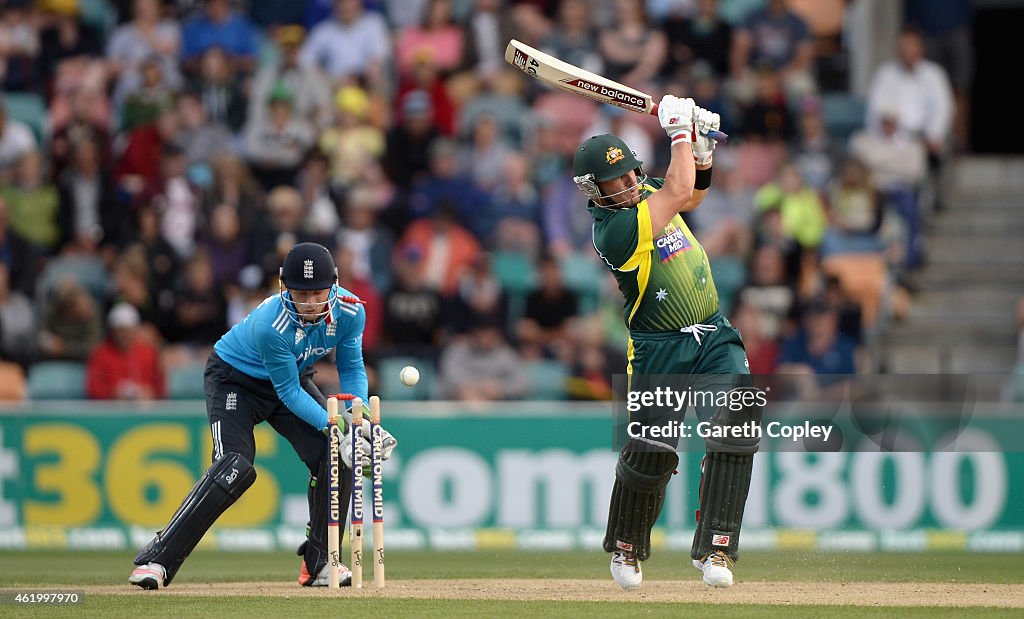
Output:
572 134 647 209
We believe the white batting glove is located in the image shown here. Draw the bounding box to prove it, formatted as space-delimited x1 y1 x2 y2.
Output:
658 95 695 144
692 107 720 166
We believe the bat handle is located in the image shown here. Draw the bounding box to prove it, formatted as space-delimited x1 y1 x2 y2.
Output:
649 102 729 143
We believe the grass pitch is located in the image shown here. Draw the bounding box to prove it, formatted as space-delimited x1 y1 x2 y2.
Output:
0 550 1020 617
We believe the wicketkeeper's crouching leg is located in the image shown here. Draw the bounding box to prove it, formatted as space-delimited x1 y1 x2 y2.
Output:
604 438 678 589
691 387 763 586
131 452 257 588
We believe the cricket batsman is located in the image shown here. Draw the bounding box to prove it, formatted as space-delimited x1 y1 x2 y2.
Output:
129 242 397 589
573 96 761 588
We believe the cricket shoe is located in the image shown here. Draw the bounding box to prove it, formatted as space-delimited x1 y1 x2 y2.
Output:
610 550 643 590
129 562 166 590
298 560 351 586
693 550 734 587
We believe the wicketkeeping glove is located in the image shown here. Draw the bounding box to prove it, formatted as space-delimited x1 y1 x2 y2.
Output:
657 95 696 145
692 107 721 166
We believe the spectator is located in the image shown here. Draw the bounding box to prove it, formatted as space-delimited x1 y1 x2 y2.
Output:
754 161 827 250
463 112 513 192
739 245 798 343
320 86 385 189
251 185 331 275
36 0 104 86
48 85 114 180
821 157 885 259
112 243 172 341
106 0 183 107
477 151 543 256
0 97 37 183
133 204 179 299
299 0 391 89
866 25 954 209
175 90 234 171
541 0 602 76
408 137 487 221
1 151 60 253
597 0 667 87
518 254 578 361
119 55 176 133
0 263 35 366
440 313 528 401
86 302 165 400
0 196 37 295
243 82 315 190
166 249 226 349
850 107 928 270
202 152 264 234
396 202 482 296
395 0 465 78
730 0 816 105
459 68 531 147
139 142 201 260
180 0 258 75
447 252 509 337
729 300 779 376
0 0 41 92
778 298 858 396
249 24 332 131
687 152 755 260
38 278 102 361
200 203 249 287
395 51 457 136
381 246 444 357
297 148 340 238
57 139 123 252
661 0 733 80
737 62 796 143
463 0 513 79
225 263 269 327
336 184 394 294
117 104 180 199
187 45 246 132
383 90 442 192
336 244 382 351
791 95 841 194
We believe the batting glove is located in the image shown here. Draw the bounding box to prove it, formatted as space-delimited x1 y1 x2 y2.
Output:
692 107 721 166
658 95 696 145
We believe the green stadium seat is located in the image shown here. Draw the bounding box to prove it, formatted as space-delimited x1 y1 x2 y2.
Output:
79 0 116 38
3 92 47 144
377 356 434 402
491 250 536 296
525 359 568 400
559 253 603 314
27 361 87 400
168 362 206 400
820 93 867 145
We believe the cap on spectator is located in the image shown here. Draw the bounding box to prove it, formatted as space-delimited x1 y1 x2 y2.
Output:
401 90 432 117
335 86 370 119
267 81 294 105
41 0 79 15
276 24 305 47
109 303 141 329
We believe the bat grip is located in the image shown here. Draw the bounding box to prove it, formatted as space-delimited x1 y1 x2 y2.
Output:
649 102 729 142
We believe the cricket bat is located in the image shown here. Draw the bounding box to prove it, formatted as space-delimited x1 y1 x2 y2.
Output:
504 39 728 142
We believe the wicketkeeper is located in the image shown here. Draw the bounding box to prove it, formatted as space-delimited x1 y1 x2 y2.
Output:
129 242 397 589
573 96 761 589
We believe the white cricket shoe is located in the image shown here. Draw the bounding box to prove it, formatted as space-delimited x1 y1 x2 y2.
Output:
610 550 643 590
298 560 352 586
693 550 734 587
129 562 166 590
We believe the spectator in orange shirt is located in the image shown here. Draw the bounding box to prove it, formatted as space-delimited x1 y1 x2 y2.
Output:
86 302 165 400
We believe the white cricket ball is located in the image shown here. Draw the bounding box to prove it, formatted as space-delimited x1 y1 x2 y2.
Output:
400 365 420 387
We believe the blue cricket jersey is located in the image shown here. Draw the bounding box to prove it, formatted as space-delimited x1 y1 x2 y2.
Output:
213 285 368 431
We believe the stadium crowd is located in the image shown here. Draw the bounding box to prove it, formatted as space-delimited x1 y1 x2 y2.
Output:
0 0 965 402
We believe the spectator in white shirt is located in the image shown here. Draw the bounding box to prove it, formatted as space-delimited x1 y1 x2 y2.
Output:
299 0 391 89
0 97 36 184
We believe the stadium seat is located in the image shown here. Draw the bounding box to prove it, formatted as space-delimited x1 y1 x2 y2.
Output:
525 359 568 400
377 356 434 402
0 362 26 401
79 0 116 38
168 362 207 400
27 361 87 400
820 93 867 145
491 251 536 296
560 253 603 315
3 92 47 144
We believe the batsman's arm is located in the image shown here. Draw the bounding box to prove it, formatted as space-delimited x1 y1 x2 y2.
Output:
679 160 712 213
255 322 330 431
334 306 369 407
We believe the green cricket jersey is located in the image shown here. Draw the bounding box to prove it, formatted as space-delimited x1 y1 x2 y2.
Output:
590 178 719 331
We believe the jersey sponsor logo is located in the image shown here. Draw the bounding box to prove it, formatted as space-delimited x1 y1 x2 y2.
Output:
655 225 692 262
297 345 330 364
303 259 314 279
712 534 730 547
